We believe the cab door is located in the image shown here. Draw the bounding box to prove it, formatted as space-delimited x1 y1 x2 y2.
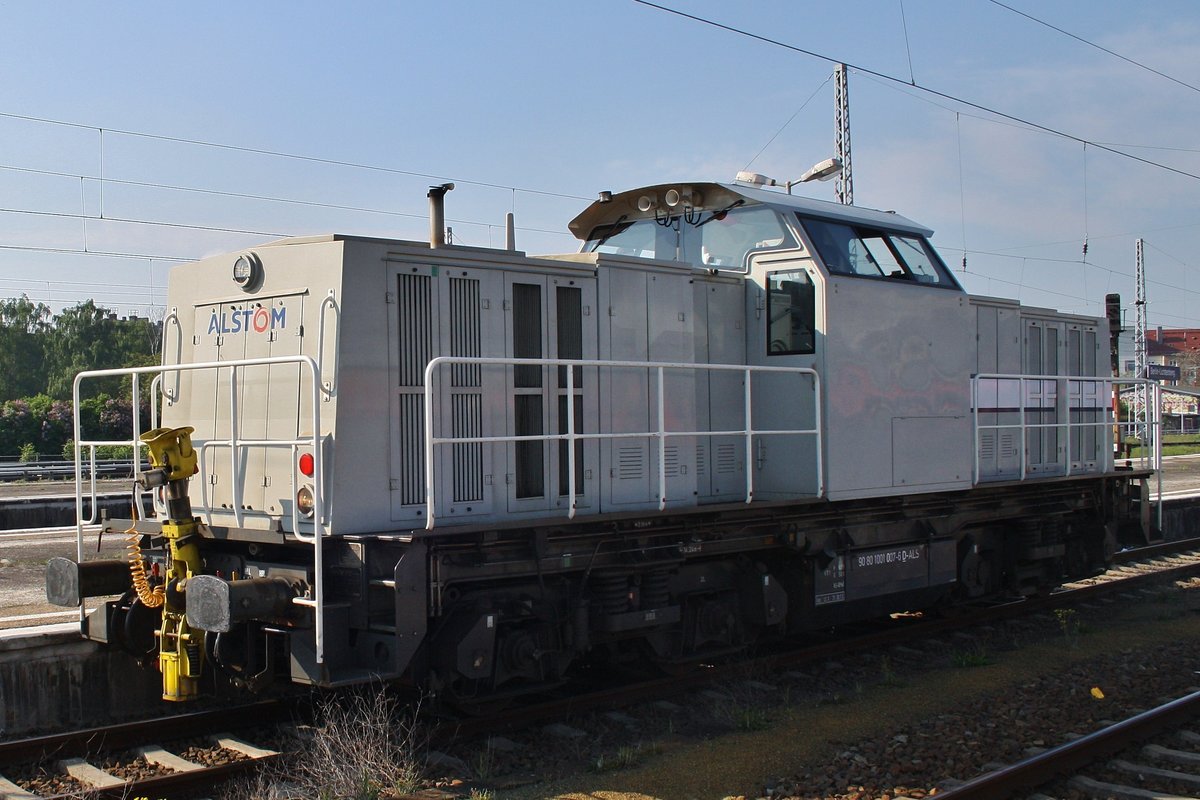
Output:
745 255 823 500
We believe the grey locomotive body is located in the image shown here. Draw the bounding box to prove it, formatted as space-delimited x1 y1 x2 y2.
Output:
50 180 1151 702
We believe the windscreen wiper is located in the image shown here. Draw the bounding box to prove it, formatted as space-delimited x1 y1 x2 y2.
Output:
695 199 745 227
588 215 628 251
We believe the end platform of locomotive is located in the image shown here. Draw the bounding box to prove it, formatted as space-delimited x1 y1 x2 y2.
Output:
47 179 1156 703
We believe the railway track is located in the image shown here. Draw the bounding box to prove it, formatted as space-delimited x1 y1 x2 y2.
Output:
2 539 1198 799
935 690 1200 800
0 701 300 799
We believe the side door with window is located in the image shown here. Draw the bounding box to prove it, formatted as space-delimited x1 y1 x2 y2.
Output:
746 255 823 500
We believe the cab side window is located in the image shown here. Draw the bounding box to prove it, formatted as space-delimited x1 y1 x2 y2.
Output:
767 270 815 355
798 215 962 289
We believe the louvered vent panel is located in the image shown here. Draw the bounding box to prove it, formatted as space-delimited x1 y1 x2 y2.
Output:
452 393 483 502
397 274 432 387
696 444 707 477
397 394 425 505
450 278 481 388
663 446 681 477
979 432 995 461
618 446 644 480
1000 433 1016 457
716 443 737 474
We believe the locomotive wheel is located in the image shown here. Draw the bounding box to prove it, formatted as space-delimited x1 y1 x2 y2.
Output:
435 674 516 715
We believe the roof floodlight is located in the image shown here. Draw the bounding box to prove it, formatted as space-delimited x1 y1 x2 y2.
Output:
798 157 843 184
734 171 777 187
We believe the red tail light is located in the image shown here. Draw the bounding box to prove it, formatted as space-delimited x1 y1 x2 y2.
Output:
299 452 315 477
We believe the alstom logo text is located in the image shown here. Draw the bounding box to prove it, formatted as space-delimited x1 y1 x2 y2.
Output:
207 307 287 335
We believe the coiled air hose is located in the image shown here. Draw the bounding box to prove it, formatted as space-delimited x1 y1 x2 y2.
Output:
126 494 164 608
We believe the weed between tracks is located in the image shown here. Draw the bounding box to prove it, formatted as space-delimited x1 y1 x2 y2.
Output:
224 688 426 800
590 741 664 773
950 644 994 668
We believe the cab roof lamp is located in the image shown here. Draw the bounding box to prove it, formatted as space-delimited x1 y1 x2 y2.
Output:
735 158 844 194
798 157 843 184
735 171 778 187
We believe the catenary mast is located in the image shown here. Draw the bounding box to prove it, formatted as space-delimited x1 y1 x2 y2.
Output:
834 63 853 205
1132 238 1148 429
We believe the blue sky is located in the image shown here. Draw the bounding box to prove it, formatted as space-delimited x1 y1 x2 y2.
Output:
1 1 1198 329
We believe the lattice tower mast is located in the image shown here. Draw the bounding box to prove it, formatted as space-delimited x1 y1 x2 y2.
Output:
1132 238 1148 426
834 63 853 205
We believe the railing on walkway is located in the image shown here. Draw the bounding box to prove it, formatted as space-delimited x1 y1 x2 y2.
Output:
71 356 329 662
422 356 823 530
971 373 1162 528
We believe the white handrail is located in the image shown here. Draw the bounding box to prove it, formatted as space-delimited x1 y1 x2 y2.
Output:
159 308 181 403
422 356 822 530
72 354 328 663
316 290 340 400
971 373 1161 484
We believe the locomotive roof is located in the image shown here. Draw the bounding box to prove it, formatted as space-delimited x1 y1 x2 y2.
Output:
568 181 934 241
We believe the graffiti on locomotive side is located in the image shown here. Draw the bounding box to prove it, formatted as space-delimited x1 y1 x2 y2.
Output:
855 546 922 569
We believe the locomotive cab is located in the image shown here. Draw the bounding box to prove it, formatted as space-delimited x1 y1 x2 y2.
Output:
577 182 976 501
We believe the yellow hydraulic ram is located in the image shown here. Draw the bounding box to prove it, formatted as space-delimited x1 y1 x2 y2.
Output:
138 426 204 702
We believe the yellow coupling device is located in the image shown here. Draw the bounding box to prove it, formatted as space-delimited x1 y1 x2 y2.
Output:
141 426 198 483
139 426 205 702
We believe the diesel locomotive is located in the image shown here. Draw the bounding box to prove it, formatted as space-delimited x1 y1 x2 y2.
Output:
47 176 1155 703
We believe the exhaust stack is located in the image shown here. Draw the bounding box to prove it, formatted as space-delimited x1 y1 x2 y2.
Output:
428 183 454 248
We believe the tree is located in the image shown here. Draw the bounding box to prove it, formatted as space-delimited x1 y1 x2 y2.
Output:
0 298 161 456
0 295 51 401
1172 348 1200 387
45 302 163 401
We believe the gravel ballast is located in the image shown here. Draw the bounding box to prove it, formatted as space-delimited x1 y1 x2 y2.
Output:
488 578 1200 800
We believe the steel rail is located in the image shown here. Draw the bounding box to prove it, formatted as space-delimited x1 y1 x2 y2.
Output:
91 754 279 799
0 699 301 767
1113 535 1200 563
934 689 1200 800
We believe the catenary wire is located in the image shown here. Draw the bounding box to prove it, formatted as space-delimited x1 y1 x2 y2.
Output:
986 219 1200 254
0 162 578 240
1 14 1193 324
0 243 189 262
0 111 592 202
743 72 833 171
986 0 1200 95
631 0 1200 183
899 0 916 85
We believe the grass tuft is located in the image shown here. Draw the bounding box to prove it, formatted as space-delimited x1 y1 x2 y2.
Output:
222 686 427 800
951 645 994 668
